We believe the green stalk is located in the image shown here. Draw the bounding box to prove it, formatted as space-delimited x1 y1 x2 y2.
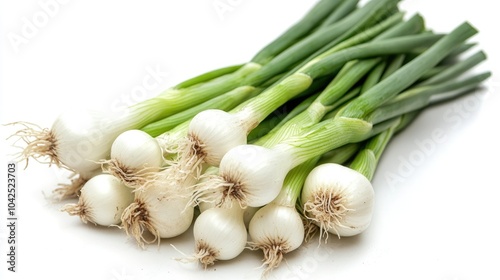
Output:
317 143 361 166
252 58 381 147
245 0 401 86
247 92 321 143
349 109 422 180
251 0 345 65
367 72 491 124
247 114 287 144
174 64 243 89
419 65 449 81
246 11 420 123
380 54 406 80
417 44 480 82
417 51 487 86
360 61 387 94
318 0 360 29
338 22 478 119
291 74 337 101
275 142 362 207
141 86 259 137
313 13 407 65
300 33 442 79
161 0 351 113
128 62 262 128
349 121 399 180
280 12 422 92
441 42 477 63
271 23 478 168
289 71 490 171
321 87 361 120
274 157 320 207
375 14 425 41
173 64 244 89
233 28 439 133
266 92 321 133
317 58 382 105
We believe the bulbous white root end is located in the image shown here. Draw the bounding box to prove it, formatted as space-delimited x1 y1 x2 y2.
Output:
61 198 95 225
120 200 160 249
6 122 60 168
8 123 87 200
191 174 248 209
249 241 291 276
100 159 160 189
303 189 352 243
52 173 88 200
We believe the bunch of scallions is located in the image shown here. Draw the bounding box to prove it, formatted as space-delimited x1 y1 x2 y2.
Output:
8 0 490 276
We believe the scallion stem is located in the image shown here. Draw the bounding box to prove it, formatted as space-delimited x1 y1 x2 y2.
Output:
338 22 478 119
253 58 381 147
349 121 399 180
318 0 360 29
251 0 346 65
141 86 259 137
173 64 244 89
366 71 491 124
245 0 402 86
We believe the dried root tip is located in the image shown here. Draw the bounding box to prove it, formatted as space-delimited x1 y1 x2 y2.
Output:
219 175 248 209
175 135 207 181
101 159 158 189
53 174 88 200
6 122 60 168
303 191 352 243
249 241 290 276
193 242 219 269
190 174 247 209
173 245 218 270
302 215 319 243
61 201 94 224
120 201 159 248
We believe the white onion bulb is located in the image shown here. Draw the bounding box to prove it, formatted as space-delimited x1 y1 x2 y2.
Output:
186 109 249 166
248 203 304 274
121 180 194 247
197 144 293 208
301 163 374 239
104 129 163 188
61 174 133 226
198 200 258 229
192 206 247 267
14 109 137 177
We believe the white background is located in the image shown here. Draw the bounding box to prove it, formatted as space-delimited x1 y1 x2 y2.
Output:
1 0 499 280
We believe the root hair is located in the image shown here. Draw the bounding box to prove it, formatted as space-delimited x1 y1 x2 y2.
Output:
120 199 160 249
61 196 95 225
249 239 291 276
101 159 160 189
6 122 60 168
303 188 353 243
53 172 88 200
